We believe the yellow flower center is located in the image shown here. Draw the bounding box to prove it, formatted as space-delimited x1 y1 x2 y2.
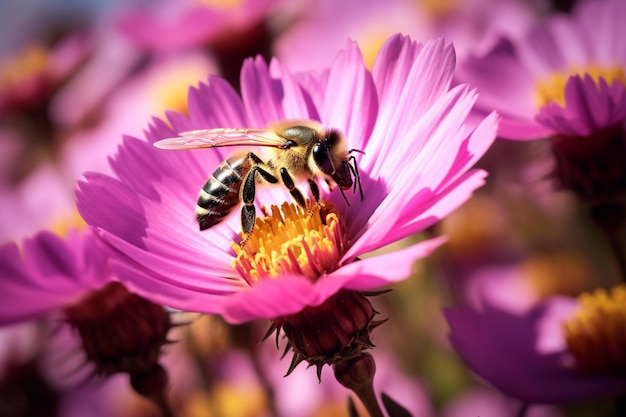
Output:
415 0 458 18
535 65 626 108
563 285 626 373
150 62 214 117
232 201 343 284
357 30 394 70
0 44 49 92
49 208 87 237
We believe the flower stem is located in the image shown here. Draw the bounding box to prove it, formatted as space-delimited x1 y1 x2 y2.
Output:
350 384 385 417
333 354 384 417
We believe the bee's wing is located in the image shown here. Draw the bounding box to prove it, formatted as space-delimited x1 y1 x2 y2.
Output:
153 128 288 150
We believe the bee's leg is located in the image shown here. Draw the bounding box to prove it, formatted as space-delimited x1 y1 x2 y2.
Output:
307 179 326 225
279 168 306 208
240 154 279 238
308 179 320 203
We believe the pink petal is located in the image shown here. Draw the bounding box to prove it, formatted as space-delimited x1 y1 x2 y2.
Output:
241 56 285 126
221 275 318 323
269 59 320 121
369 37 455 164
332 237 447 291
321 39 378 151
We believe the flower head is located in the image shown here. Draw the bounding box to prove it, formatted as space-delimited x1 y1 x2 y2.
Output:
457 0 626 140
456 0 626 208
77 34 498 328
0 228 174 410
446 285 626 404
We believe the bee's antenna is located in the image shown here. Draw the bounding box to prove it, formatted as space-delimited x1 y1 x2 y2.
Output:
348 153 364 201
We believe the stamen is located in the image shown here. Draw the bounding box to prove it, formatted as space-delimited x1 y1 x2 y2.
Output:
232 201 343 284
535 65 626 108
563 285 626 373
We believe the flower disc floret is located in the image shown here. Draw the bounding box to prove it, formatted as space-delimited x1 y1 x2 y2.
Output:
535 65 626 108
232 201 343 283
564 285 626 374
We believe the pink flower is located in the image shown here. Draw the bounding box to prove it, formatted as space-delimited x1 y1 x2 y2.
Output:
0 47 216 244
0 34 89 116
0 228 111 325
274 0 543 73
456 0 626 140
116 0 277 50
76 34 498 324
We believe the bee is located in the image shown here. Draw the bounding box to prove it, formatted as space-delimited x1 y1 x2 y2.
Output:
154 120 363 236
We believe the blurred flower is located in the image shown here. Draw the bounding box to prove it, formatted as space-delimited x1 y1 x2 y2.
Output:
443 386 563 417
0 228 175 413
117 0 277 51
0 36 87 117
456 0 626 277
116 0 283 90
446 285 626 404
273 0 432 71
0 229 111 325
0 34 217 243
274 0 545 73
422 0 548 60
455 251 598 317
457 0 626 141
0 33 91 186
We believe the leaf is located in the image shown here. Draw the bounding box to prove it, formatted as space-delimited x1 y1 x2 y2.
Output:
347 396 360 417
382 392 413 417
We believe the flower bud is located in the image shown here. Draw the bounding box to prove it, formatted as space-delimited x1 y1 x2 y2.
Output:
274 290 379 374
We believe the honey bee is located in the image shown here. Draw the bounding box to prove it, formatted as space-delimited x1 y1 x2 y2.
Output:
154 120 363 236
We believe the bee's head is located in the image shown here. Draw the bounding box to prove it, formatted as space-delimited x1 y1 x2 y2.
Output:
312 130 353 190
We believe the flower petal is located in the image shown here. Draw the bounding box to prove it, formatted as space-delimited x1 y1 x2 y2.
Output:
221 275 318 323
322 39 378 151
446 298 626 403
330 237 447 291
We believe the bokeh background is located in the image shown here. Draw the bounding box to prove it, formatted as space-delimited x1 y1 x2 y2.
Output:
2 1 623 416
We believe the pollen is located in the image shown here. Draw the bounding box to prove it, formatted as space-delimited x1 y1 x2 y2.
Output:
232 201 344 284
563 285 626 374
535 65 626 108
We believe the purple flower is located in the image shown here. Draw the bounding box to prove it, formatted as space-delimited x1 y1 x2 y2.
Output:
456 0 626 140
446 293 626 403
76 34 498 324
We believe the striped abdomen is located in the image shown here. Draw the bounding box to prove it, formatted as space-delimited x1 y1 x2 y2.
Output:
196 156 252 231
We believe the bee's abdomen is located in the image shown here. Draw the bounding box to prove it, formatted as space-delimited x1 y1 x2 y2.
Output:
196 157 250 231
